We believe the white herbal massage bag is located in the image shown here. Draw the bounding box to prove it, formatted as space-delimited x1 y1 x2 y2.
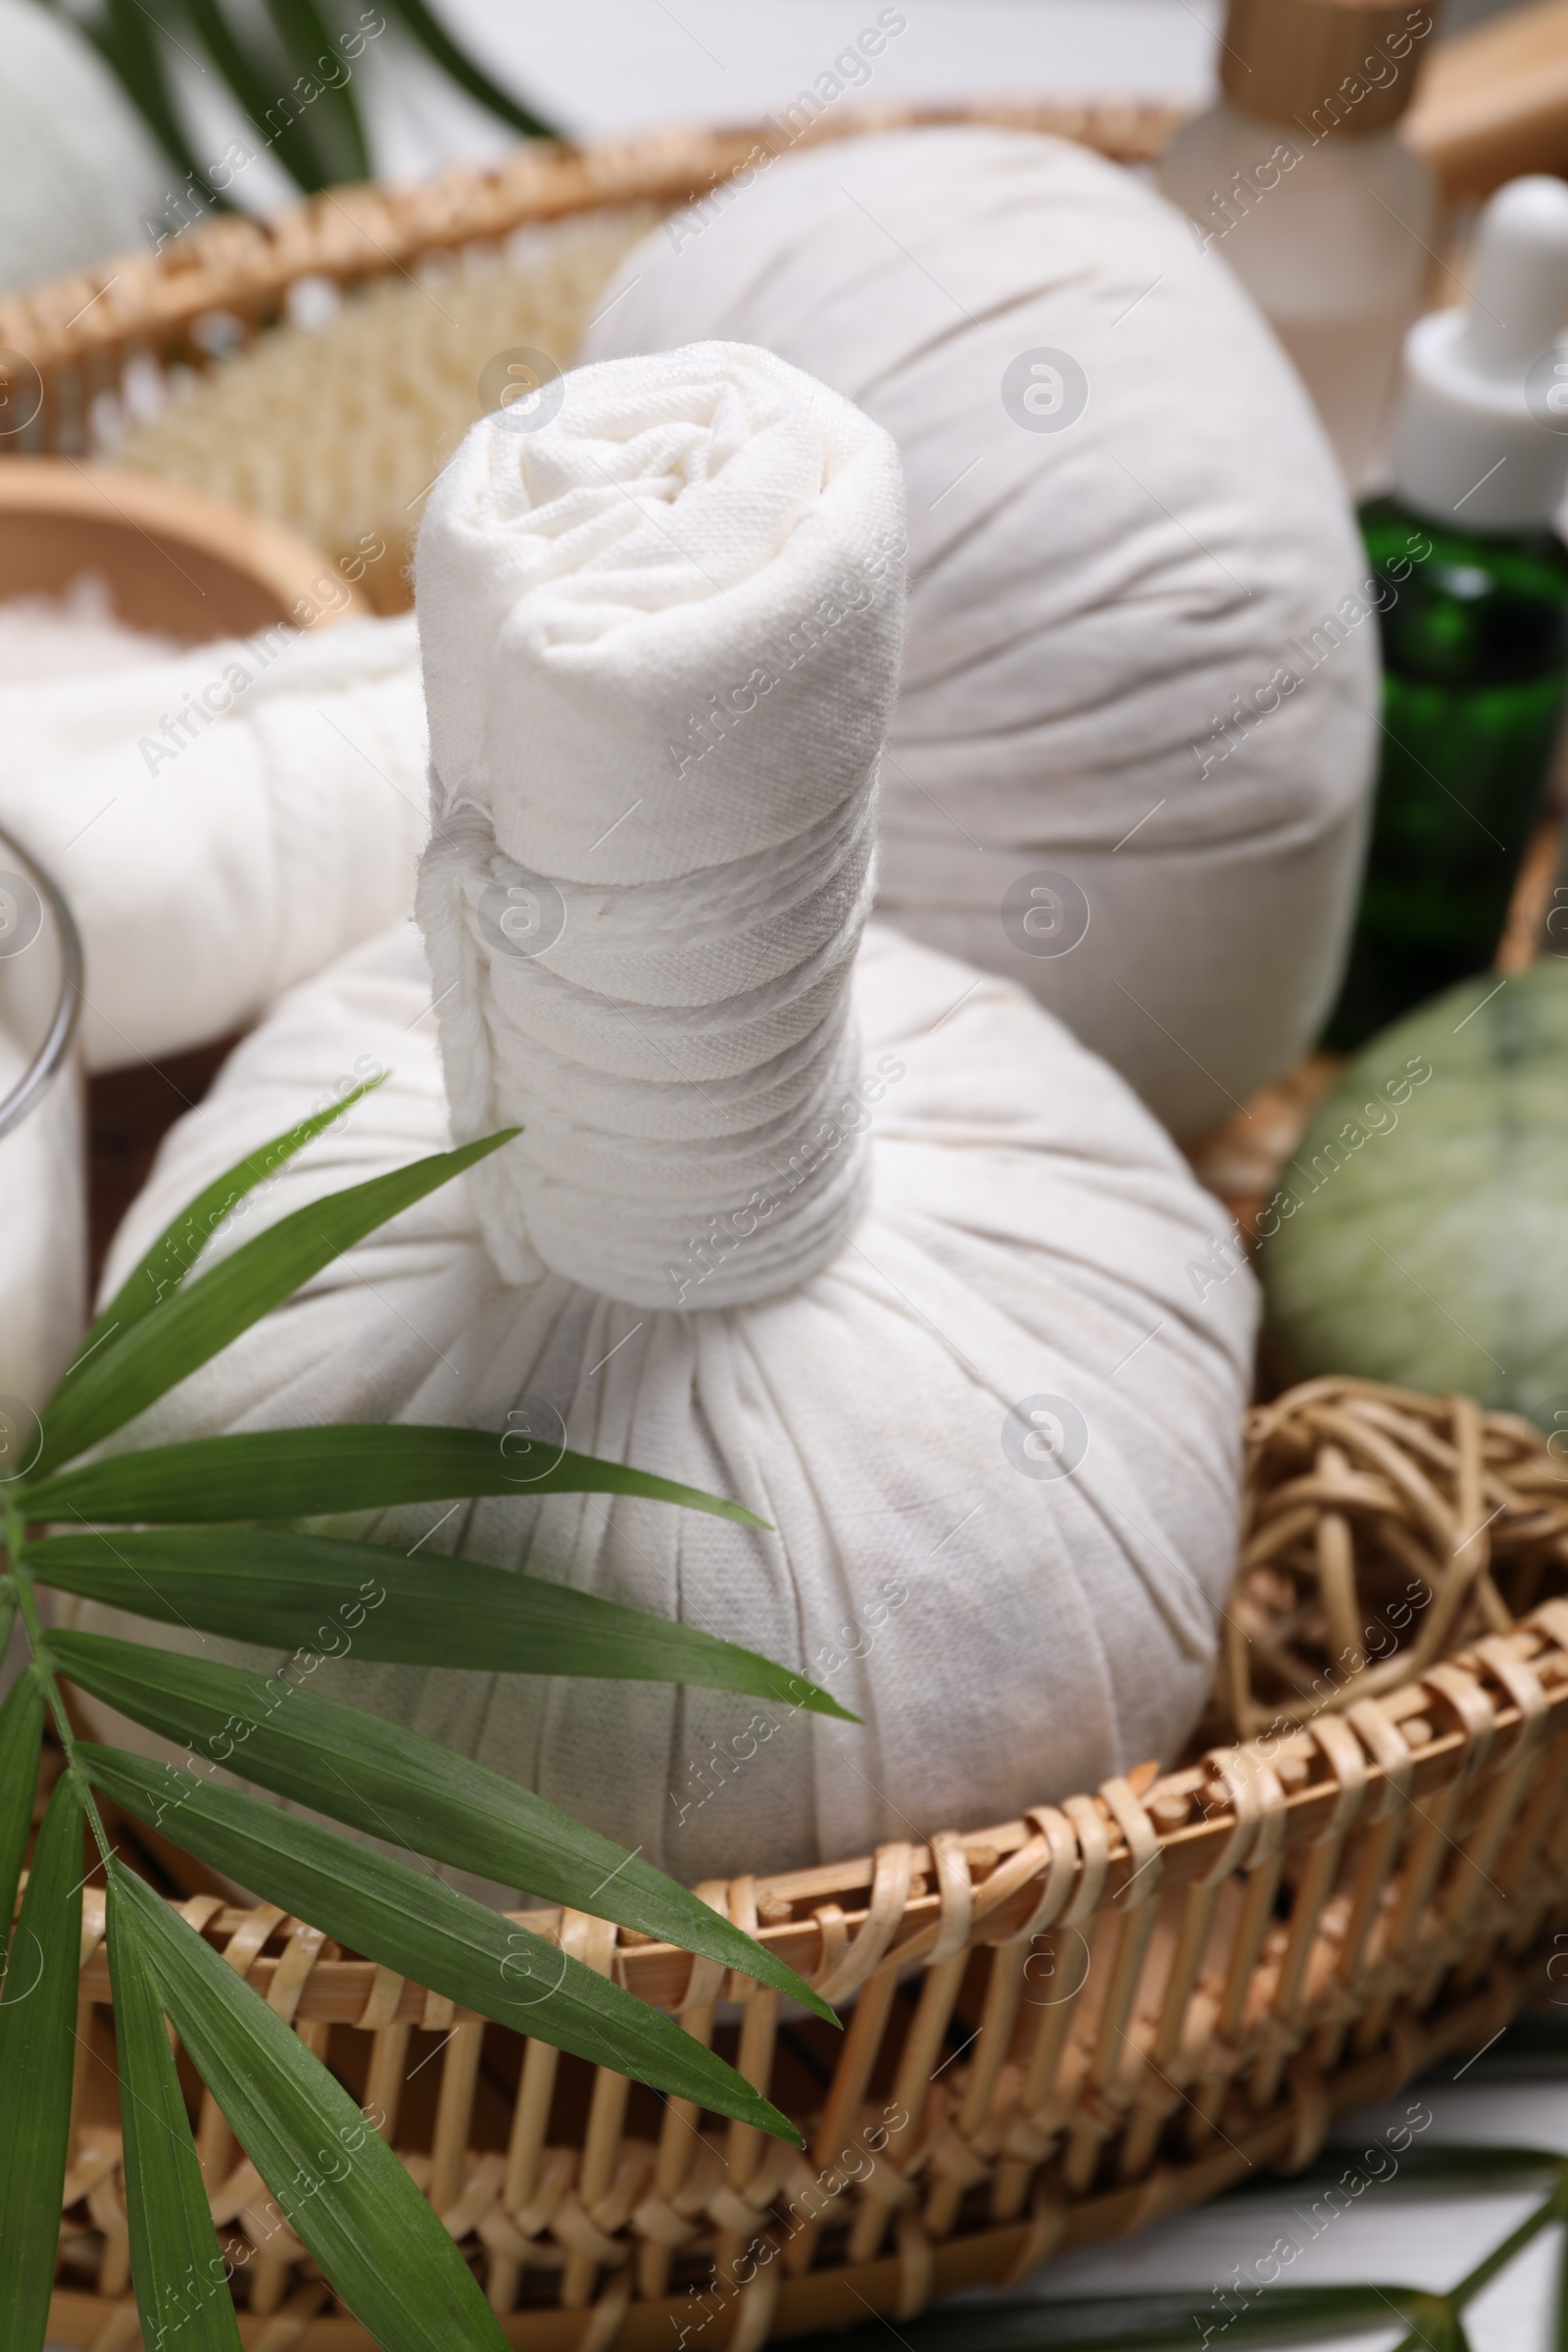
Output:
584 127 1380 1138
78 345 1256 1886
0 612 426 1069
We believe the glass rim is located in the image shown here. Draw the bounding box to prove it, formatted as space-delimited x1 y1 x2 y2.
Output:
0 819 83 1145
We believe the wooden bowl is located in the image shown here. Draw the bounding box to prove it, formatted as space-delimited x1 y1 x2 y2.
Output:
0 457 369 642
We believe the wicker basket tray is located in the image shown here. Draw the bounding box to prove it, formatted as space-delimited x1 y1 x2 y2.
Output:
39 1375 1568 2351
10 101 1568 2352
0 104 1178 445
0 104 1191 617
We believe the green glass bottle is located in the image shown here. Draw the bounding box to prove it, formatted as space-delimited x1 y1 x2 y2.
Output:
1323 176 1568 1054
1323 499 1568 1049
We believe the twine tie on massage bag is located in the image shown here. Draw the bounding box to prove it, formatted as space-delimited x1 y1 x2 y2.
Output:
85 343 1255 1882
415 341 905 1307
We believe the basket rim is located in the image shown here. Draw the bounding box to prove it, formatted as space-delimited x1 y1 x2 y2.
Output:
63 1589 1568 2023
0 101 1185 381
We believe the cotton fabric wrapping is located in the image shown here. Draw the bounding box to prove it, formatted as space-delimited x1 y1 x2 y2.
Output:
583 127 1381 1139
76 344 1257 1886
413 343 905 1307
0 612 426 1069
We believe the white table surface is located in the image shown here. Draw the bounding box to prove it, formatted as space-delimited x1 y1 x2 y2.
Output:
981 2059 1568 2348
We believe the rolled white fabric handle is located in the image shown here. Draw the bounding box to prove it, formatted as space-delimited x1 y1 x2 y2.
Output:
414 341 907 1308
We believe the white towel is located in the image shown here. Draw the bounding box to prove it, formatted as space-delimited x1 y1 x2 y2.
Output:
80 347 1256 1883
0 612 427 1069
583 127 1381 1138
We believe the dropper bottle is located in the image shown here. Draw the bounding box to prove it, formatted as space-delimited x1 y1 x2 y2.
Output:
1323 174 1568 1050
1159 0 1438 488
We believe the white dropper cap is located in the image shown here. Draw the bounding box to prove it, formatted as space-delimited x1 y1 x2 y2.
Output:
1392 175 1568 533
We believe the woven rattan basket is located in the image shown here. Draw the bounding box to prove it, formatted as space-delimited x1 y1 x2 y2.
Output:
40 1375 1568 2352
12 95 1568 2352
0 105 1179 450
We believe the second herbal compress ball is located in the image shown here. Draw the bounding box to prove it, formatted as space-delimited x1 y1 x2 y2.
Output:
584 127 1379 1137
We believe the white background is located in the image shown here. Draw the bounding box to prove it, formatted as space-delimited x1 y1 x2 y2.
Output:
179 0 1521 211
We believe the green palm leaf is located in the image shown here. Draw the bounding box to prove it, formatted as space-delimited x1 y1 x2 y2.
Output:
51 1633 835 2023
1233 2140 1563 2192
376 0 554 139
179 0 338 192
88 0 220 210
36 1129 518 1477
81 1077 383 1362
0 1673 44 1963
25 1422 767 1528
0 1774 85 2352
41 0 555 196
1390 2312 1472 2352
87 1746 801 2137
30 1525 840 1712
260 0 371 181
106 1876 243 2352
799 2283 1427 2352
112 1863 508 2352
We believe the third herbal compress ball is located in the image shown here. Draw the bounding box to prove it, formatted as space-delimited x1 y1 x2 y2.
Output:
584 127 1380 1137
78 344 1254 1884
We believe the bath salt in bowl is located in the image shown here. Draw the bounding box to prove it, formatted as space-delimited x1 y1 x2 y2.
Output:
0 458 371 642
0 572 179 680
